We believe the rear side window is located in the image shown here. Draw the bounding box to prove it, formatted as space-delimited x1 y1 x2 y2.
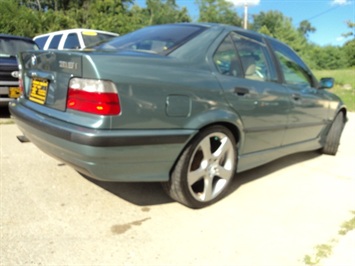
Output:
64 33 80 49
34 36 49 49
269 40 313 87
213 35 239 76
81 31 116 47
48 34 62 49
214 32 275 82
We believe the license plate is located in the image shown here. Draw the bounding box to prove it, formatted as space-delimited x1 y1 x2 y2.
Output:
29 78 49 105
9 87 20 98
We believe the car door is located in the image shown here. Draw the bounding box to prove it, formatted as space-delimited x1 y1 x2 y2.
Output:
213 32 290 155
268 39 330 145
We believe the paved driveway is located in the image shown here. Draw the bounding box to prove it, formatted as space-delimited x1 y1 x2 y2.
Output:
1 110 354 265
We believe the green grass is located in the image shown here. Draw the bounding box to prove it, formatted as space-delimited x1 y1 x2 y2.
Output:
304 211 355 265
304 243 334 265
339 211 355 235
314 68 355 112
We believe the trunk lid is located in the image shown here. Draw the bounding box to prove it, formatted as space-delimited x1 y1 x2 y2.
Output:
20 51 83 111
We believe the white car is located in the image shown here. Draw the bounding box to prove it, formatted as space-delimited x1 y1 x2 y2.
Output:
34 28 119 50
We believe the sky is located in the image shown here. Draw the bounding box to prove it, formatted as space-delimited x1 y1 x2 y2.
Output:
135 0 355 46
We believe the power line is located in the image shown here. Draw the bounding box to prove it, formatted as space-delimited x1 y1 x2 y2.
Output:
302 5 341 22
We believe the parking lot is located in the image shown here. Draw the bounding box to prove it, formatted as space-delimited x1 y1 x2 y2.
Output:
1 107 354 265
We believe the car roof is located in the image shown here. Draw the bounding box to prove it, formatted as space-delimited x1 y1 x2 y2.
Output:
181 22 270 37
0 34 36 42
180 22 286 46
34 28 119 39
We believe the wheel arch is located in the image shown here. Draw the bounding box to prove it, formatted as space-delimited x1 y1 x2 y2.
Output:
339 107 347 121
165 121 241 208
320 106 347 149
184 108 245 148
169 109 245 177
198 121 242 147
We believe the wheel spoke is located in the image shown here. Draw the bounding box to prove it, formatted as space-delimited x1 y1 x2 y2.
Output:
202 177 214 201
213 136 231 158
199 137 213 160
188 167 206 185
216 164 233 180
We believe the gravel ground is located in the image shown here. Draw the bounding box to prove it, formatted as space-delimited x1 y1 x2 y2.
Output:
1 109 354 265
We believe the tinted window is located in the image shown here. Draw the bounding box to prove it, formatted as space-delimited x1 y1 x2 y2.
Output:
64 33 80 49
81 31 117 47
48 34 62 49
0 38 38 56
232 33 274 81
213 35 239 76
97 25 207 55
214 32 275 81
269 40 313 87
34 36 49 49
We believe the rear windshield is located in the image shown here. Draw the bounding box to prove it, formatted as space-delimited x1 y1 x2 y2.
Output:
0 38 38 57
81 31 117 47
96 24 207 55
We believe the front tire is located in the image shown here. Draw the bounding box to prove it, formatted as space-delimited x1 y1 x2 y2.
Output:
163 125 237 209
321 112 345 155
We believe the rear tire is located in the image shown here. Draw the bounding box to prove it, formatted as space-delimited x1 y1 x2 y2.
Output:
321 112 345 155
162 125 237 209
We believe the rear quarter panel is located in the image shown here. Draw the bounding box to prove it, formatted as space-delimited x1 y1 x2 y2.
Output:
88 53 236 130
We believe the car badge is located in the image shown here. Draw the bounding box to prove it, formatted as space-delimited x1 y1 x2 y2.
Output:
11 71 19 78
31 54 37 66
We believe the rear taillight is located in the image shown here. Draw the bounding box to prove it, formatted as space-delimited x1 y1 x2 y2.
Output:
19 76 24 96
17 67 24 96
67 78 121 115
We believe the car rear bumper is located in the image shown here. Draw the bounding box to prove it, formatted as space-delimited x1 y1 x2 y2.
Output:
9 101 195 182
0 98 13 106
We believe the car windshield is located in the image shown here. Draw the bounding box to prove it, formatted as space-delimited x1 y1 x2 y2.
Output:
81 31 117 47
95 24 207 55
0 38 38 57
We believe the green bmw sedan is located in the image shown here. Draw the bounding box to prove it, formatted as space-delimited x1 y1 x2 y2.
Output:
9 23 347 208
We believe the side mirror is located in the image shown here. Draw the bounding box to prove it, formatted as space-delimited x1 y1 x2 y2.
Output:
319 77 334 89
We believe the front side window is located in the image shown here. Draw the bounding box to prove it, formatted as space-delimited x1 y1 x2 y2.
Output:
270 40 313 87
96 24 207 55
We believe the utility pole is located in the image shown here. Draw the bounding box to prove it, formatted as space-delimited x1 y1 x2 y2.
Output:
244 2 248 29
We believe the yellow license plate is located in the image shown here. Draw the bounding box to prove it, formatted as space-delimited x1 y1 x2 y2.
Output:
29 78 49 105
9 87 20 98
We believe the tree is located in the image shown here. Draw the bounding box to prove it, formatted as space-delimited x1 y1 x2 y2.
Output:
196 0 242 26
343 40 355 67
298 20 316 38
342 20 355 39
252 11 307 55
0 0 42 37
142 0 190 25
340 20 355 67
308 45 347 70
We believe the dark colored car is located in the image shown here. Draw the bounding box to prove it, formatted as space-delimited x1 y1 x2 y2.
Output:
0 34 39 106
9 23 347 208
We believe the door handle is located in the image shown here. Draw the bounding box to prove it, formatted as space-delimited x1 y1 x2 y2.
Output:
234 87 249 96
292 93 301 100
